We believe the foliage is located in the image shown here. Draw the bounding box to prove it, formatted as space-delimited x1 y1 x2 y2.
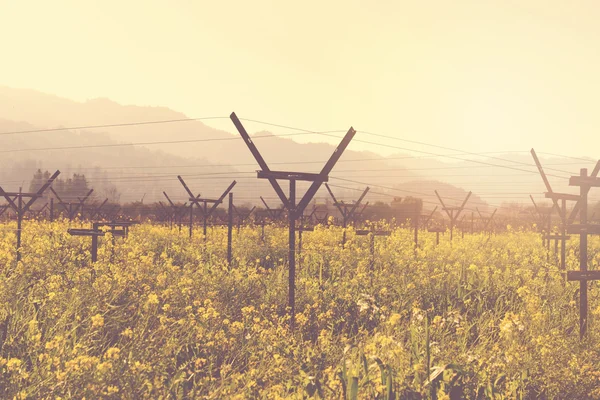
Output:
0 221 599 398
29 169 93 200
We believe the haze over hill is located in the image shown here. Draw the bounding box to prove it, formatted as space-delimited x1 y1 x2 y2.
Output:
0 86 597 211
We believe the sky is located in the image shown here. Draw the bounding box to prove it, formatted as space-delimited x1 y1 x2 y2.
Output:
1 0 600 158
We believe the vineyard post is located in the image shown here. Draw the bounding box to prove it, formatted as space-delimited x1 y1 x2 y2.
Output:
547 213 551 260
421 207 436 228
163 191 187 232
356 225 390 274
105 206 121 222
566 168 600 338
530 195 547 247
68 223 126 263
51 187 94 221
255 210 268 242
288 179 296 328
471 212 474 234
177 176 236 240
554 208 560 259
31 203 48 220
354 202 369 225
233 204 256 234
91 222 99 262
325 184 369 247
313 205 329 225
202 202 207 236
561 198 566 269
157 201 171 227
227 192 233 266
17 188 22 259
88 198 109 221
487 209 497 236
231 112 355 329
477 208 497 237
0 170 60 261
0 205 9 221
260 196 286 221
189 200 194 239
530 148 598 270
428 227 444 245
435 190 471 242
413 213 419 249
295 213 315 269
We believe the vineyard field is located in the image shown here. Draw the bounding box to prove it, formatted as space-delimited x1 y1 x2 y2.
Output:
1 221 599 399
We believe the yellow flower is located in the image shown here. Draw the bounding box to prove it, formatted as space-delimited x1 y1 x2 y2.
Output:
97 361 113 373
107 386 119 394
91 314 104 328
230 321 244 335
105 347 120 360
388 313 401 326
6 358 22 371
147 293 159 305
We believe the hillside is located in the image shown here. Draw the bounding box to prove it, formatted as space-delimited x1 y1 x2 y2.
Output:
3 85 593 208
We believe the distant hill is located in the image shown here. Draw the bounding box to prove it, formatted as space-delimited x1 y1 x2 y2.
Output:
0 86 417 204
393 180 487 213
2 85 591 208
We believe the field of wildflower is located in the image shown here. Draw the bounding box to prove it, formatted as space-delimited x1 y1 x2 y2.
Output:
0 220 599 399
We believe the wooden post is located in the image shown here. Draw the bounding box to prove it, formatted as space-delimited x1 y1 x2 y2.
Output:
428 226 445 245
561 198 567 270
325 184 369 248
370 227 375 273
565 167 600 338
50 197 54 222
232 204 256 234
0 171 60 262
177 176 236 240
547 213 551 260
471 212 474 234
449 209 454 242
91 222 99 262
298 222 303 258
554 224 559 259
231 112 355 329
413 213 419 249
203 202 208 239
578 168 588 338
530 149 597 269
227 193 233 266
16 187 22 262
288 180 296 329
356 227 390 274
68 224 126 264
435 190 471 242
189 202 194 239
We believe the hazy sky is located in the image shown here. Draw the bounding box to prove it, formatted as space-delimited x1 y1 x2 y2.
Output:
1 0 600 158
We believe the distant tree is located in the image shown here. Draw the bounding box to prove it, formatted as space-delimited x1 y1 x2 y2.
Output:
101 183 121 203
29 169 51 193
401 196 423 214
29 170 93 201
